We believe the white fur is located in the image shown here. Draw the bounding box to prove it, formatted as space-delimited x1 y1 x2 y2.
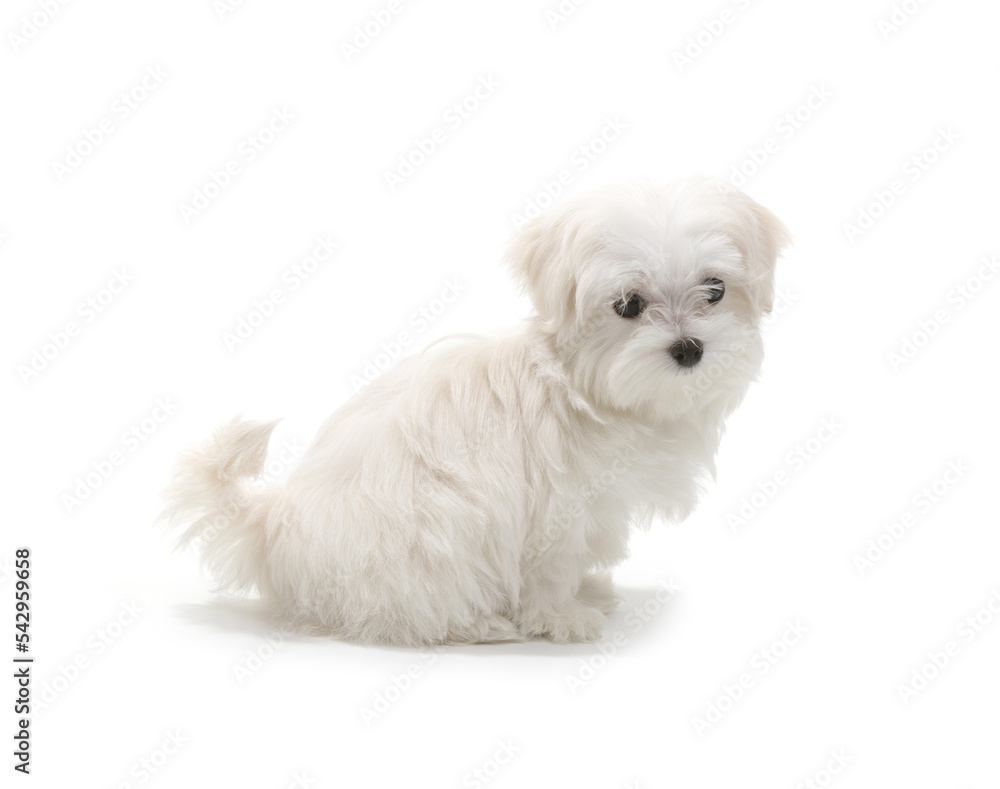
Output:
160 176 790 645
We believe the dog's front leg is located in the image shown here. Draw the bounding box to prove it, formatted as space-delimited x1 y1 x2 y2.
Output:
514 518 606 643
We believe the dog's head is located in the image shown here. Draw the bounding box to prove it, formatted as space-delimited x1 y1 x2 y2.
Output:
506 177 790 422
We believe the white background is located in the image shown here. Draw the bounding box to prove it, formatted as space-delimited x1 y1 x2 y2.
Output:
4 0 1000 787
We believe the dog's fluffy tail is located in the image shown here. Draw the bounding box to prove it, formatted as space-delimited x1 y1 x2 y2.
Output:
158 416 287 596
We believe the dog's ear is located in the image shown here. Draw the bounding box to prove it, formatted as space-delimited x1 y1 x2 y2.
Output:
716 185 791 314
505 206 592 329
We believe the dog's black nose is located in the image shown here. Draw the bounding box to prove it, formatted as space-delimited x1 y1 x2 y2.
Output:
670 338 703 368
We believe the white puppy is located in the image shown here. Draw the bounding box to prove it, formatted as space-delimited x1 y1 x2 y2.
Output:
161 177 789 645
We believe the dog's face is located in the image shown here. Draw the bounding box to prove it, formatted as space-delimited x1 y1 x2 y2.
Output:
507 178 790 423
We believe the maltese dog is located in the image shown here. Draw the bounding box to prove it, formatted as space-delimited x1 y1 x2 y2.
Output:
161 176 789 645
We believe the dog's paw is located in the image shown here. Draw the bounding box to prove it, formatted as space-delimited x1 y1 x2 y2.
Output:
445 614 521 645
517 602 605 643
576 572 622 615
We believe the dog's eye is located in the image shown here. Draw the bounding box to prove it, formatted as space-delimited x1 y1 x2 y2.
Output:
703 278 725 304
614 293 644 318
